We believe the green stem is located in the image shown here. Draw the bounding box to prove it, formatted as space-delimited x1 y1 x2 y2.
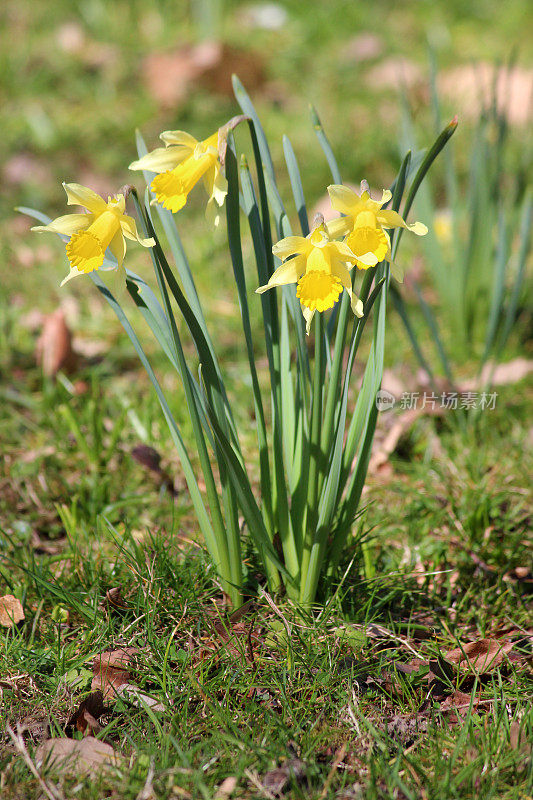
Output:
300 312 325 599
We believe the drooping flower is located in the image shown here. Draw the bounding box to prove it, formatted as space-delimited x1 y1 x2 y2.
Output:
32 183 154 286
129 130 227 225
327 183 428 281
257 221 377 334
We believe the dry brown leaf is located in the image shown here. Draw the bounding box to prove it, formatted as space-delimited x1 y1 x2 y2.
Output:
102 586 130 612
35 309 77 377
261 758 306 796
67 690 106 735
445 639 514 674
509 720 530 752
369 407 444 473
143 41 265 108
91 647 138 700
215 776 238 798
439 690 481 722
131 444 177 496
461 358 533 390
3 153 51 186
439 63 533 127
364 57 423 91
0 595 24 627
35 736 121 775
340 33 383 64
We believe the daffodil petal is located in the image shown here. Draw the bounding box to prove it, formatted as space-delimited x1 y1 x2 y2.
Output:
109 229 126 267
377 209 427 235
60 265 85 286
335 240 378 266
327 217 353 239
119 215 155 247
378 189 393 207
272 236 309 260
301 305 314 335
32 213 92 237
390 261 404 283
129 146 190 173
159 130 198 149
205 196 222 228
332 262 364 317
63 183 107 214
212 168 227 207
98 263 128 300
256 255 305 293
328 184 365 216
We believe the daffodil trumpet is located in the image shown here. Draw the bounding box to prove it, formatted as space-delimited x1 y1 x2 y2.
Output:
31 183 154 286
257 218 377 334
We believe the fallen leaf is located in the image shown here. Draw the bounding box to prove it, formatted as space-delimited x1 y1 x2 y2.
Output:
509 720 530 752
261 758 306 796
0 595 24 627
364 57 423 91
35 736 121 775
440 690 481 722
445 639 514 674
102 586 130 612
116 683 165 712
339 33 383 63
132 444 177 495
143 41 265 108
91 647 138 700
66 690 106 735
461 358 533 390
215 776 238 798
368 406 444 473
35 309 77 377
504 567 533 592
439 63 533 127
386 714 428 746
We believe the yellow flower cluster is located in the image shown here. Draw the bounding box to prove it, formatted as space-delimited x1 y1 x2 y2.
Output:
33 128 226 284
32 123 426 314
258 183 427 333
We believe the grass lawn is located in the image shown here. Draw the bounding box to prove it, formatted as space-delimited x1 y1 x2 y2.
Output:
1 0 532 797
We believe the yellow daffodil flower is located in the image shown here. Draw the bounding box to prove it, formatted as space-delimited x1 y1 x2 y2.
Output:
327 183 428 281
257 221 377 334
32 183 155 286
129 130 227 225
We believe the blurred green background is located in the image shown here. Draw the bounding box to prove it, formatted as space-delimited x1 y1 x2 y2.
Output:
2 0 531 279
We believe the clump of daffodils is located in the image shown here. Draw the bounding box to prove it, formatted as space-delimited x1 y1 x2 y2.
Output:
26 89 448 610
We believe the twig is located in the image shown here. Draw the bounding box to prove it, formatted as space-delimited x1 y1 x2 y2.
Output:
258 588 292 640
318 743 347 799
6 724 63 800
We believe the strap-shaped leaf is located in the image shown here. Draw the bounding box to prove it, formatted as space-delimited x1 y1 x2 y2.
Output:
283 135 309 236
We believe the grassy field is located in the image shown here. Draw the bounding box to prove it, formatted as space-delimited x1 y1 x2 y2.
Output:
1 0 532 797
